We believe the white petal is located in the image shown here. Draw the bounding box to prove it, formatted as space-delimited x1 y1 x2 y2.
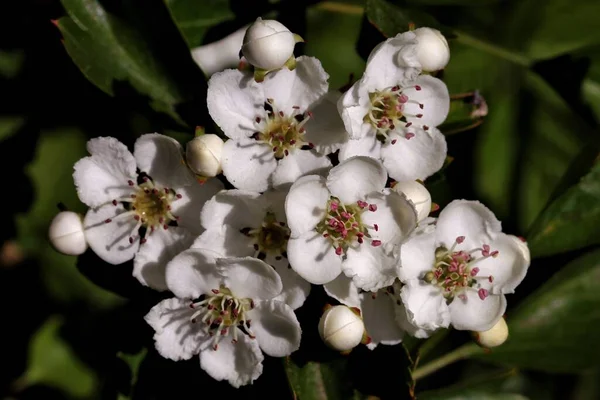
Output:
217 257 282 300
394 301 437 339
285 175 329 236
165 247 223 298
398 224 437 282
133 133 195 188
449 291 506 331
192 227 254 257
171 178 224 235
326 156 387 203
133 226 194 291
262 189 288 224
476 234 531 295
287 231 342 284
269 257 311 310
198 334 263 388
263 56 329 114
323 274 361 308
272 149 332 189
337 81 372 140
362 189 417 244
381 127 447 182
200 189 266 231
403 75 450 129
338 132 381 162
221 138 277 192
303 91 348 155
436 200 502 250
342 244 398 291
83 203 139 265
73 137 137 207
361 292 404 349
145 298 207 361
363 32 420 90
246 300 301 357
207 68 263 140
400 280 450 331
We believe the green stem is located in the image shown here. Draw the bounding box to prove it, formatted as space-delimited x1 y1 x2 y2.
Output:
453 30 531 67
314 1 364 15
412 343 482 381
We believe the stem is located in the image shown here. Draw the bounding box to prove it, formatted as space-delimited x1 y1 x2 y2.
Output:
314 1 364 15
453 30 531 67
412 343 482 381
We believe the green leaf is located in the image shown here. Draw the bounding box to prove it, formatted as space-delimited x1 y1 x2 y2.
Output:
0 49 25 79
163 0 235 49
306 4 366 90
57 0 190 123
365 0 446 38
284 357 364 400
0 116 25 143
526 157 600 258
519 0 600 60
475 249 600 372
117 348 148 400
18 316 96 397
15 128 123 308
419 391 528 400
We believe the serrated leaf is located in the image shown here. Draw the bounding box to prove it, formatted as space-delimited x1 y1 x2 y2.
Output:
57 0 191 123
526 158 600 258
19 316 96 398
163 0 235 48
16 128 123 307
475 249 600 372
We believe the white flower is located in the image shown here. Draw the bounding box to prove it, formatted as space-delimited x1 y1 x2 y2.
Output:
285 156 417 291
73 134 223 290
397 200 531 332
410 28 450 72
145 250 301 388
324 275 404 349
48 211 87 255
392 180 432 222
207 56 347 192
319 305 365 352
185 134 224 177
241 18 296 71
337 32 450 181
192 189 311 310
191 24 248 77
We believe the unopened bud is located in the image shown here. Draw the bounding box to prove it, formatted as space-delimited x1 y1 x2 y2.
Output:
392 180 432 222
241 18 297 71
318 305 365 352
48 211 87 256
185 134 224 177
412 27 450 72
473 317 508 348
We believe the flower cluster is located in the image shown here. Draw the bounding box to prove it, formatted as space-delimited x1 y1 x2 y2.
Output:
55 19 531 388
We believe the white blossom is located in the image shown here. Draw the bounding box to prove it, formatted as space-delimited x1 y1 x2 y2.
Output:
207 56 347 192
185 134 224 177
72 134 223 290
397 200 530 333
242 18 296 71
285 156 417 291
145 250 301 388
48 211 87 255
319 305 365 352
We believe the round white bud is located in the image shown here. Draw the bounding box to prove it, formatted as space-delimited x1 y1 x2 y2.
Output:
412 27 450 72
185 134 224 177
392 180 432 222
48 211 87 256
241 18 296 71
318 305 365 352
474 317 509 348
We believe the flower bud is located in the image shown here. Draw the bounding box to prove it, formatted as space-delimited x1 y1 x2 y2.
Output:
241 18 296 71
185 134 224 177
318 305 365 352
48 211 87 256
392 180 432 222
412 27 450 72
473 317 509 348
